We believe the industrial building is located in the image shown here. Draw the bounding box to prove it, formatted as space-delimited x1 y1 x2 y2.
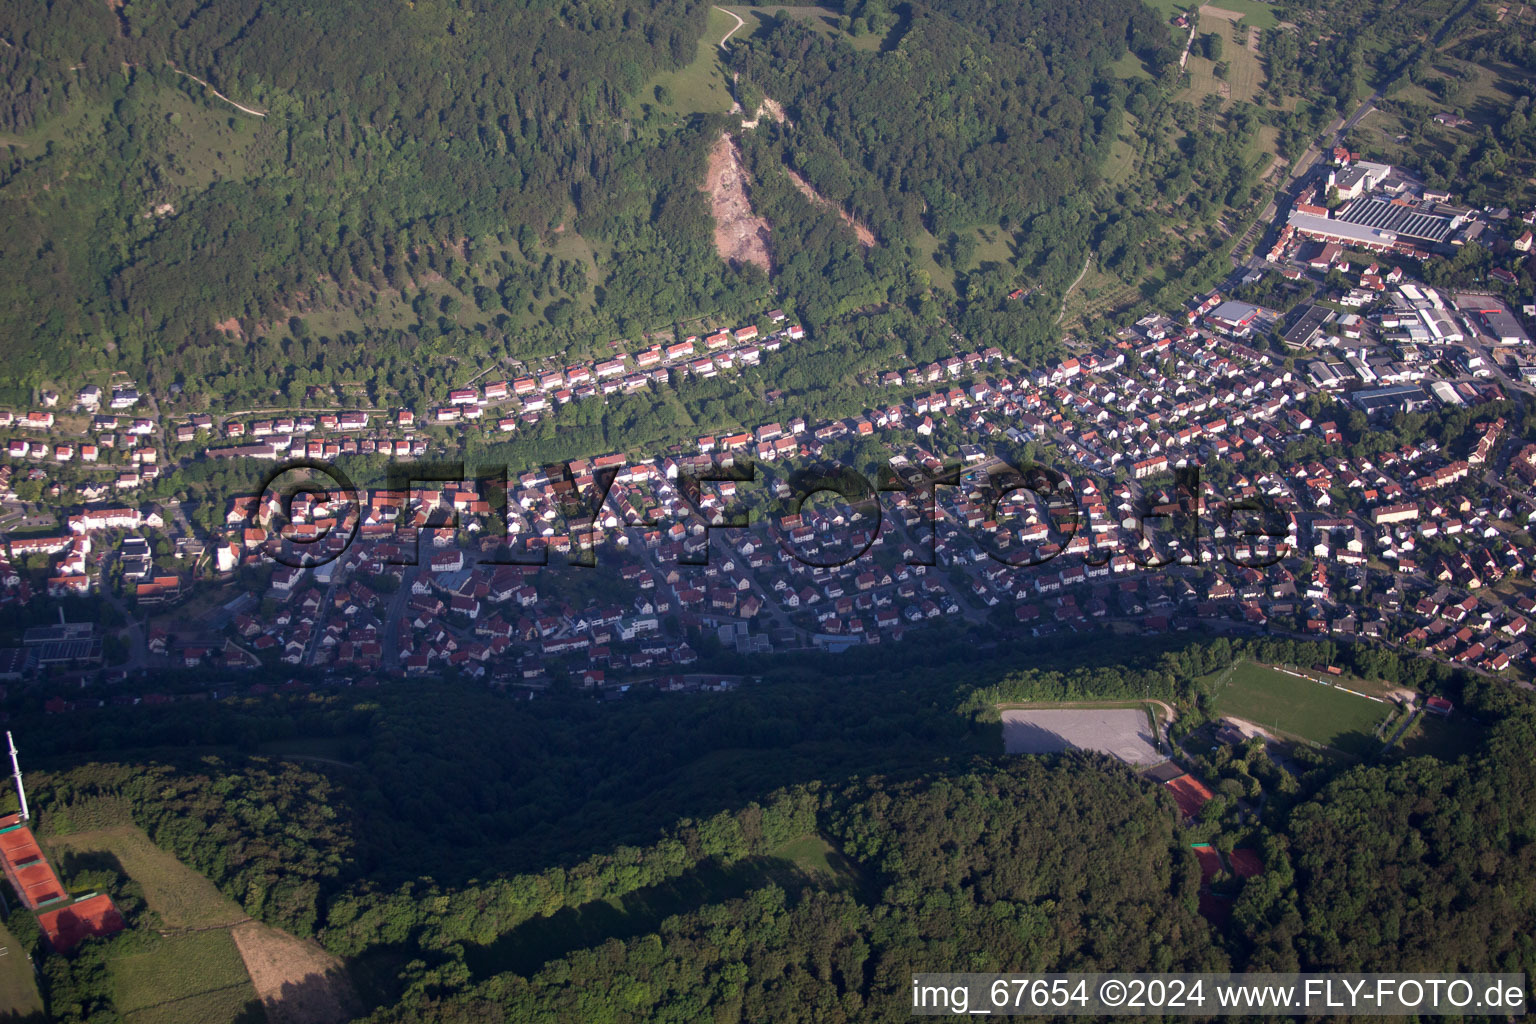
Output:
1335 197 1461 247
1351 384 1431 417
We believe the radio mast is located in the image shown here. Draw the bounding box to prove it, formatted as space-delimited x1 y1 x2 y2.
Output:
7 732 28 822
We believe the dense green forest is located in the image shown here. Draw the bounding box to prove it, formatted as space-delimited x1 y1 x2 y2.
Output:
0 0 1505 410
9 631 1536 1020
0 0 1178 406
731 0 1171 236
2 0 1488 413
0 0 718 394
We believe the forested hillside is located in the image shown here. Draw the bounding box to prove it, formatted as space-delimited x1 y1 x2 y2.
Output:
0 0 713 393
0 0 1167 403
731 0 1170 237
9 634 1536 1020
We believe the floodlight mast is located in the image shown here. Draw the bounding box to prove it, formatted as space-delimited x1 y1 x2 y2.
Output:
7 732 28 822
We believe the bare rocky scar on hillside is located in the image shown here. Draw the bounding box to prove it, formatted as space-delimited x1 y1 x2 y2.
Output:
704 132 772 274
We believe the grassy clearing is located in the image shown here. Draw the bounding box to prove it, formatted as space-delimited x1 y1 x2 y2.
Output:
548 227 602 317
2 80 260 193
280 298 417 340
46 825 247 931
1434 56 1522 124
1143 0 1195 21
911 231 956 293
1346 105 1416 156
909 223 1014 291
1209 661 1392 758
725 5 839 41
150 88 263 191
640 7 737 116
0 918 44 1020
1102 118 1140 188
112 930 256 1024
1182 55 1227 107
972 226 1016 266
0 94 111 158
255 735 353 763
1182 35 1264 109
1250 124 1284 177
1222 29 1265 103
1196 0 1278 31
772 834 865 890
722 5 892 51
1112 50 1154 81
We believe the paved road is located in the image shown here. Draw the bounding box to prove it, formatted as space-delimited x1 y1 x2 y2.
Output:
101 566 149 673
304 570 342 666
1337 97 1378 141
381 566 419 666
1177 13 1197 70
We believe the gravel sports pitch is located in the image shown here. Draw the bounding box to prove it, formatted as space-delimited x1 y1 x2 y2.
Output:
1000 708 1164 765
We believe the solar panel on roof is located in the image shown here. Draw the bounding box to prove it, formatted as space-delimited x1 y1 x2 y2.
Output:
1337 198 1454 244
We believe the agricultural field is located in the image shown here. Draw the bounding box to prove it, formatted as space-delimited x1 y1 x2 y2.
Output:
1208 661 1394 758
110 930 257 1024
1181 19 1266 108
231 920 360 1024
1101 118 1141 189
1000 706 1165 765
1060 261 1141 331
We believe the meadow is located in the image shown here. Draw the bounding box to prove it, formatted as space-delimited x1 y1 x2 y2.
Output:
47 825 248 931
110 930 257 1024
0 917 44 1021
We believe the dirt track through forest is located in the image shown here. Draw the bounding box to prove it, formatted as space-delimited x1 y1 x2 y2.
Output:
782 166 876 247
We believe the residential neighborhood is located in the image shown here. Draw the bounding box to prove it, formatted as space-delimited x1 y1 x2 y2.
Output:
7 201 1536 700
